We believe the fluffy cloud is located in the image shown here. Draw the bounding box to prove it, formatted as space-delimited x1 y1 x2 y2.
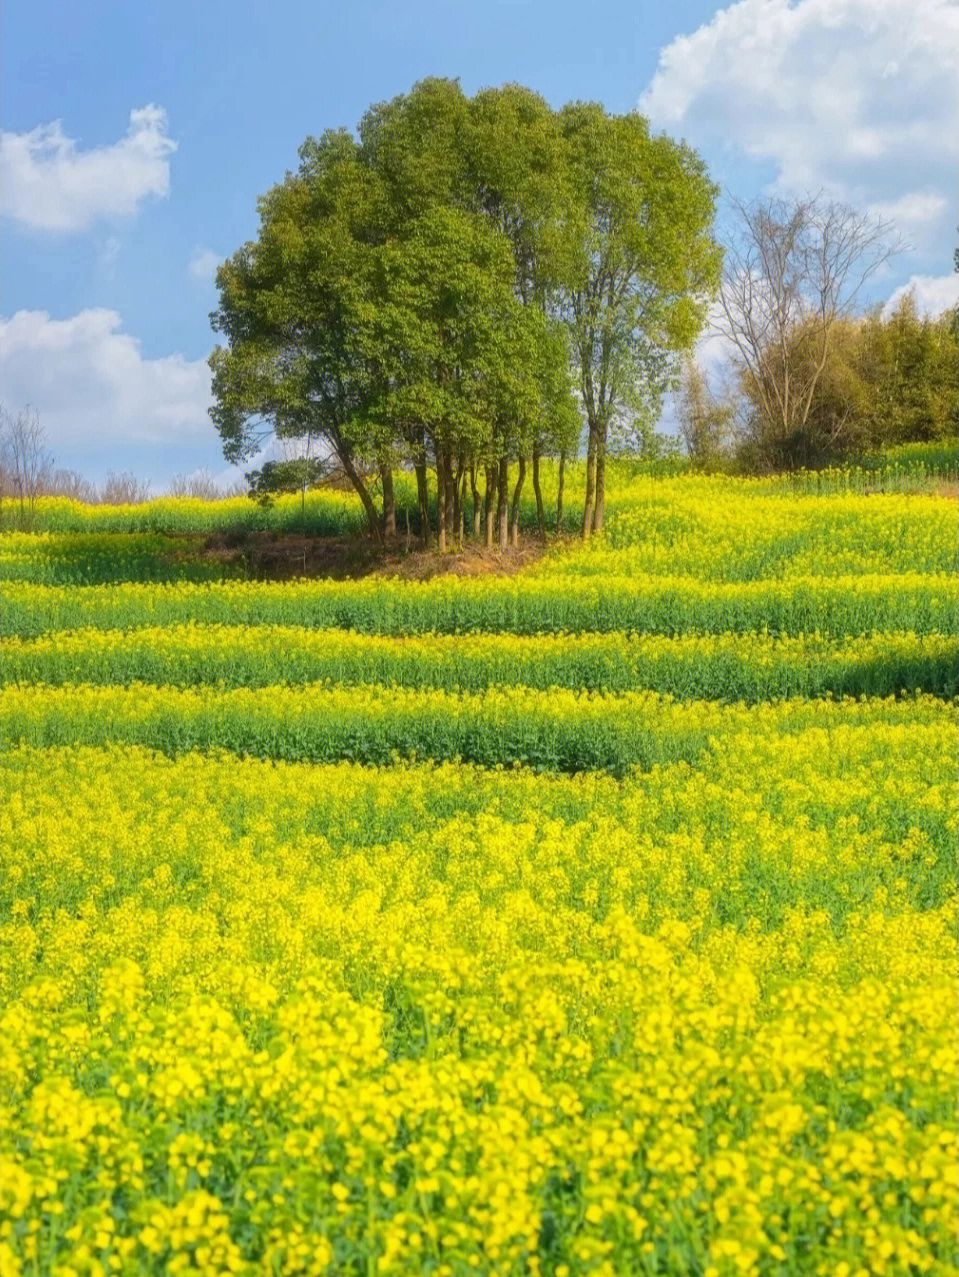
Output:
0 106 177 233
640 0 959 251
884 273 959 317
868 192 948 230
0 309 212 463
188 247 221 283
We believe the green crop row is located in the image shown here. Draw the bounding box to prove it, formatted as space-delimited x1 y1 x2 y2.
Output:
4 625 956 701
0 531 246 585
0 682 949 775
3 571 954 640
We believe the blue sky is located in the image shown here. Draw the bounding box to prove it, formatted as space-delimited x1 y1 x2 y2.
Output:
2 0 956 484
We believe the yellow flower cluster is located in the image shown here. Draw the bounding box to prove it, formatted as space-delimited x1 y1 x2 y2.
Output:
1 714 955 1275
589 485 955 578
0 471 955 1275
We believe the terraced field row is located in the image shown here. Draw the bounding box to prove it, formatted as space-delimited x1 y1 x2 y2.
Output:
3 571 955 640
2 625 957 700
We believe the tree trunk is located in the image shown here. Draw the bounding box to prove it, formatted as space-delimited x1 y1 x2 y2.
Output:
470 463 481 539
591 427 606 534
509 456 527 548
556 450 566 535
496 456 509 550
443 448 455 545
458 464 467 542
531 445 545 539
452 456 465 545
339 448 382 543
484 465 496 548
436 449 447 553
381 464 396 540
414 453 430 548
582 426 596 540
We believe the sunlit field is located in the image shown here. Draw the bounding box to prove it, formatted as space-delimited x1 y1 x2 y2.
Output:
1 464 956 1277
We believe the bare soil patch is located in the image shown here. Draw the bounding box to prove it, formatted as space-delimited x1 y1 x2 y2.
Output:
186 531 556 581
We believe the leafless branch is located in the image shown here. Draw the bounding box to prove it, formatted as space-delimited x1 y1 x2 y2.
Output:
715 193 901 466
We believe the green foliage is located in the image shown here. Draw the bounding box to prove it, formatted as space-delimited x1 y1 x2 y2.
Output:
245 458 327 507
209 79 721 542
736 294 959 469
557 102 721 531
855 295 959 445
367 203 548 457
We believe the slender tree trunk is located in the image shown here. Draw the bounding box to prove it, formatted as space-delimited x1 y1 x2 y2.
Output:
582 425 597 540
470 463 481 539
531 445 545 539
556 450 566 535
496 456 510 550
452 459 461 545
452 456 465 545
442 448 455 545
414 453 430 549
592 427 606 534
339 449 382 544
436 449 447 553
509 456 527 548
381 464 396 539
484 465 496 548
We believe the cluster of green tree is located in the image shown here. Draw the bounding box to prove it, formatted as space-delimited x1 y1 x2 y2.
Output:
737 297 959 471
680 295 959 473
209 79 720 545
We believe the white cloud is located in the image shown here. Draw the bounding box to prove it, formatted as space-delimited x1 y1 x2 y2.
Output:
188 247 221 283
0 309 212 456
884 273 959 317
640 0 959 252
0 106 177 233
868 191 948 230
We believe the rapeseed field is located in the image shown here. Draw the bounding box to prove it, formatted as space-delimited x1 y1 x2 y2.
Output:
0 471 955 1276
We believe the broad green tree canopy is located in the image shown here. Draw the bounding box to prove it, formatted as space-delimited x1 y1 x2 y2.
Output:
209 78 720 543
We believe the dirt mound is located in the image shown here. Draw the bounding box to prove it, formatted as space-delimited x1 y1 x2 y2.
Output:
193 531 555 581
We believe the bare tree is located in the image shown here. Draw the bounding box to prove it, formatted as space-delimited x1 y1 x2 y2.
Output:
0 428 9 530
45 469 98 502
1 406 53 529
99 471 152 505
168 469 223 500
716 194 899 468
